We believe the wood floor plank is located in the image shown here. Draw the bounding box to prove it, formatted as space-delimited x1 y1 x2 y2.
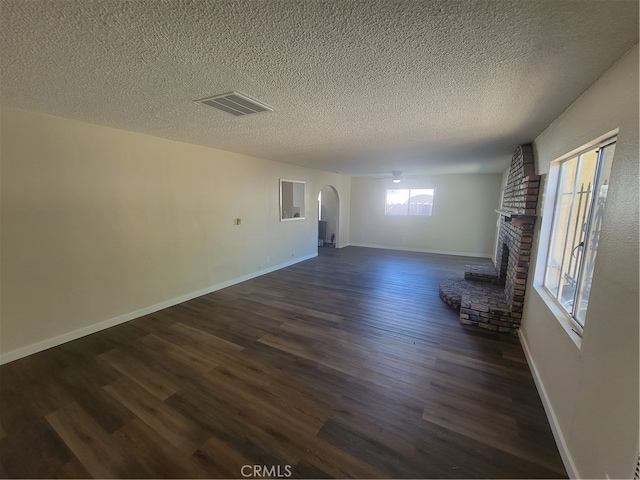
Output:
193 435 257 478
52 457 93 479
295 438 385 479
414 419 565 478
258 333 361 377
420 388 565 474
53 362 137 434
132 314 194 346
138 333 218 373
171 321 245 352
201 366 273 408
0 357 74 419
98 347 183 400
421 383 520 446
166 384 285 468
317 418 422 478
329 405 417 459
45 402 149 478
238 296 344 323
104 379 211 455
290 460 332 479
266 379 336 427
114 335 210 387
189 390 304 467
0 411 73 478
0 246 567 478
112 418 212 478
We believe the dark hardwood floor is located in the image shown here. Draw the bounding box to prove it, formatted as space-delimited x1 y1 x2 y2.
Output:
0 246 567 478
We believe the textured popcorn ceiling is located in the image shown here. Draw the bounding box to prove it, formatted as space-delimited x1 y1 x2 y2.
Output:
1 0 638 175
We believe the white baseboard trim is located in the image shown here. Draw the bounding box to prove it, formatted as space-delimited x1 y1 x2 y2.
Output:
519 330 579 479
347 243 492 258
0 253 318 365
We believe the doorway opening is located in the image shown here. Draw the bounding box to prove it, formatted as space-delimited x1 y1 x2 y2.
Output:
318 185 339 249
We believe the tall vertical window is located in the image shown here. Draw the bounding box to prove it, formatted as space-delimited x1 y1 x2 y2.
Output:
385 189 434 216
543 138 615 328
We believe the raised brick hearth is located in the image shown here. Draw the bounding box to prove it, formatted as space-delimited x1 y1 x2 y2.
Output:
439 144 540 333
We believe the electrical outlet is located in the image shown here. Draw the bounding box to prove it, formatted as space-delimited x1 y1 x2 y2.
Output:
266 256 270 264
234 218 241 225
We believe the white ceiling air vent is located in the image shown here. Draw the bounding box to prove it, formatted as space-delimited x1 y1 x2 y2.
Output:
195 91 274 116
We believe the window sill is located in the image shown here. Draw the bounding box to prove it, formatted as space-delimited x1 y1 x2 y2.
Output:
533 285 583 350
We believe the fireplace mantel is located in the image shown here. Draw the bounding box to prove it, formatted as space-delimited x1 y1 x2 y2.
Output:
495 209 537 226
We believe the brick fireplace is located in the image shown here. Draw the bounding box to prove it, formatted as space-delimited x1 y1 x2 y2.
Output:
439 144 540 333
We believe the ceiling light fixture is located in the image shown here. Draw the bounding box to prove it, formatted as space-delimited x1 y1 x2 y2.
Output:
392 178 401 183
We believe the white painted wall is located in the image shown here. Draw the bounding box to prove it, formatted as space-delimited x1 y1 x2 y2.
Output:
349 174 502 257
0 106 351 362
521 44 639 479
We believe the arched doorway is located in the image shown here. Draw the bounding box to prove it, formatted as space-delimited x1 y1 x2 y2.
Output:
318 185 340 248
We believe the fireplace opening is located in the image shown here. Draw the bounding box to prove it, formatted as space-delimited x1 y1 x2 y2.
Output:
499 243 509 285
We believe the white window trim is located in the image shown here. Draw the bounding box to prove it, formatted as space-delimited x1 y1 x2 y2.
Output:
532 130 618 348
534 286 583 349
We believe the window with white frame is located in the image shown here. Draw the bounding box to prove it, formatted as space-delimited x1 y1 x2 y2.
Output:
543 138 616 329
385 189 434 216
